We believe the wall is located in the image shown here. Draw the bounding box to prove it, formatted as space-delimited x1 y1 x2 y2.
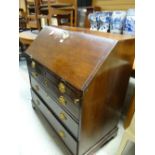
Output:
92 0 135 10
19 0 26 12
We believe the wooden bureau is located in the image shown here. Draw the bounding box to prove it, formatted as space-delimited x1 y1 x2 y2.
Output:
26 26 135 155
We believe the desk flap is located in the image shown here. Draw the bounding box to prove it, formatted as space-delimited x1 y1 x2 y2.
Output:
26 26 133 90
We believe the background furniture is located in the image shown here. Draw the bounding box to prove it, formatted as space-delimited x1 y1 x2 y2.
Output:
124 96 135 129
25 26 135 155
49 8 73 26
24 0 78 29
132 60 135 77
25 0 40 30
117 97 135 155
47 0 77 26
19 30 38 45
19 30 38 59
77 6 100 28
92 0 135 10
19 8 27 31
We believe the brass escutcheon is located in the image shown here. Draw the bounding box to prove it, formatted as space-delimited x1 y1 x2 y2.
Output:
58 131 65 138
59 112 67 121
32 72 38 78
58 96 66 105
58 82 66 93
74 99 80 104
31 61 36 68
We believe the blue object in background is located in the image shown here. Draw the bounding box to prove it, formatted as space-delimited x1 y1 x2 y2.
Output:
88 11 112 31
88 12 98 31
98 12 112 32
88 9 135 35
110 11 127 34
123 9 135 35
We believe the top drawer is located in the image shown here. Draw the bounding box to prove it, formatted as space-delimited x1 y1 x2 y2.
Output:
27 59 82 96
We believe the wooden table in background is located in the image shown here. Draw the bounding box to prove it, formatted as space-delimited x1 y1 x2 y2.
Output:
19 30 39 59
19 30 38 45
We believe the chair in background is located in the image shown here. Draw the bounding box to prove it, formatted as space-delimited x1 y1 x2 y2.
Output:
19 8 27 32
25 0 42 30
48 6 73 26
47 0 77 26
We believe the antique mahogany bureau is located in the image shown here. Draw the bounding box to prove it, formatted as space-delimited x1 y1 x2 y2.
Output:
26 26 135 155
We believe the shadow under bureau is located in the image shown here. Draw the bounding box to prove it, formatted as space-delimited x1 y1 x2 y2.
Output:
26 26 135 155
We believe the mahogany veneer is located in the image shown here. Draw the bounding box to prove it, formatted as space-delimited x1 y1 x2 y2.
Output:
26 26 134 155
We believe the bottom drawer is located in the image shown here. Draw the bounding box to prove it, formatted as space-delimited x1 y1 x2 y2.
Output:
31 89 77 155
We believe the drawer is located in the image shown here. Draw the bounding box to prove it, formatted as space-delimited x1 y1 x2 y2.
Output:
44 79 80 120
31 75 80 120
31 90 77 155
45 68 82 99
43 76 81 108
31 76 79 139
27 58 82 104
43 70 81 119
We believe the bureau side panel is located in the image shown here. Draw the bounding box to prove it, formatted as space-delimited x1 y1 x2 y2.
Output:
78 40 135 155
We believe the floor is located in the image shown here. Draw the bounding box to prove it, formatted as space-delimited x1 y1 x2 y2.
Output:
19 58 134 155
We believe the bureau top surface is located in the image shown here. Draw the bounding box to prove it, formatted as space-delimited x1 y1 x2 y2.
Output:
26 26 134 91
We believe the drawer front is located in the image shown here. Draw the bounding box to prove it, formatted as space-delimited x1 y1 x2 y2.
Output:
27 58 81 98
43 79 80 120
28 59 81 120
31 90 77 155
45 69 81 100
30 77 80 121
31 76 79 138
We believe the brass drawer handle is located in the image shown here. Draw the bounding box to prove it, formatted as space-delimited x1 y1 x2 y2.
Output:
58 82 66 93
58 130 65 138
32 72 38 78
58 96 66 105
74 99 80 104
31 61 36 68
34 85 39 91
59 112 67 121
